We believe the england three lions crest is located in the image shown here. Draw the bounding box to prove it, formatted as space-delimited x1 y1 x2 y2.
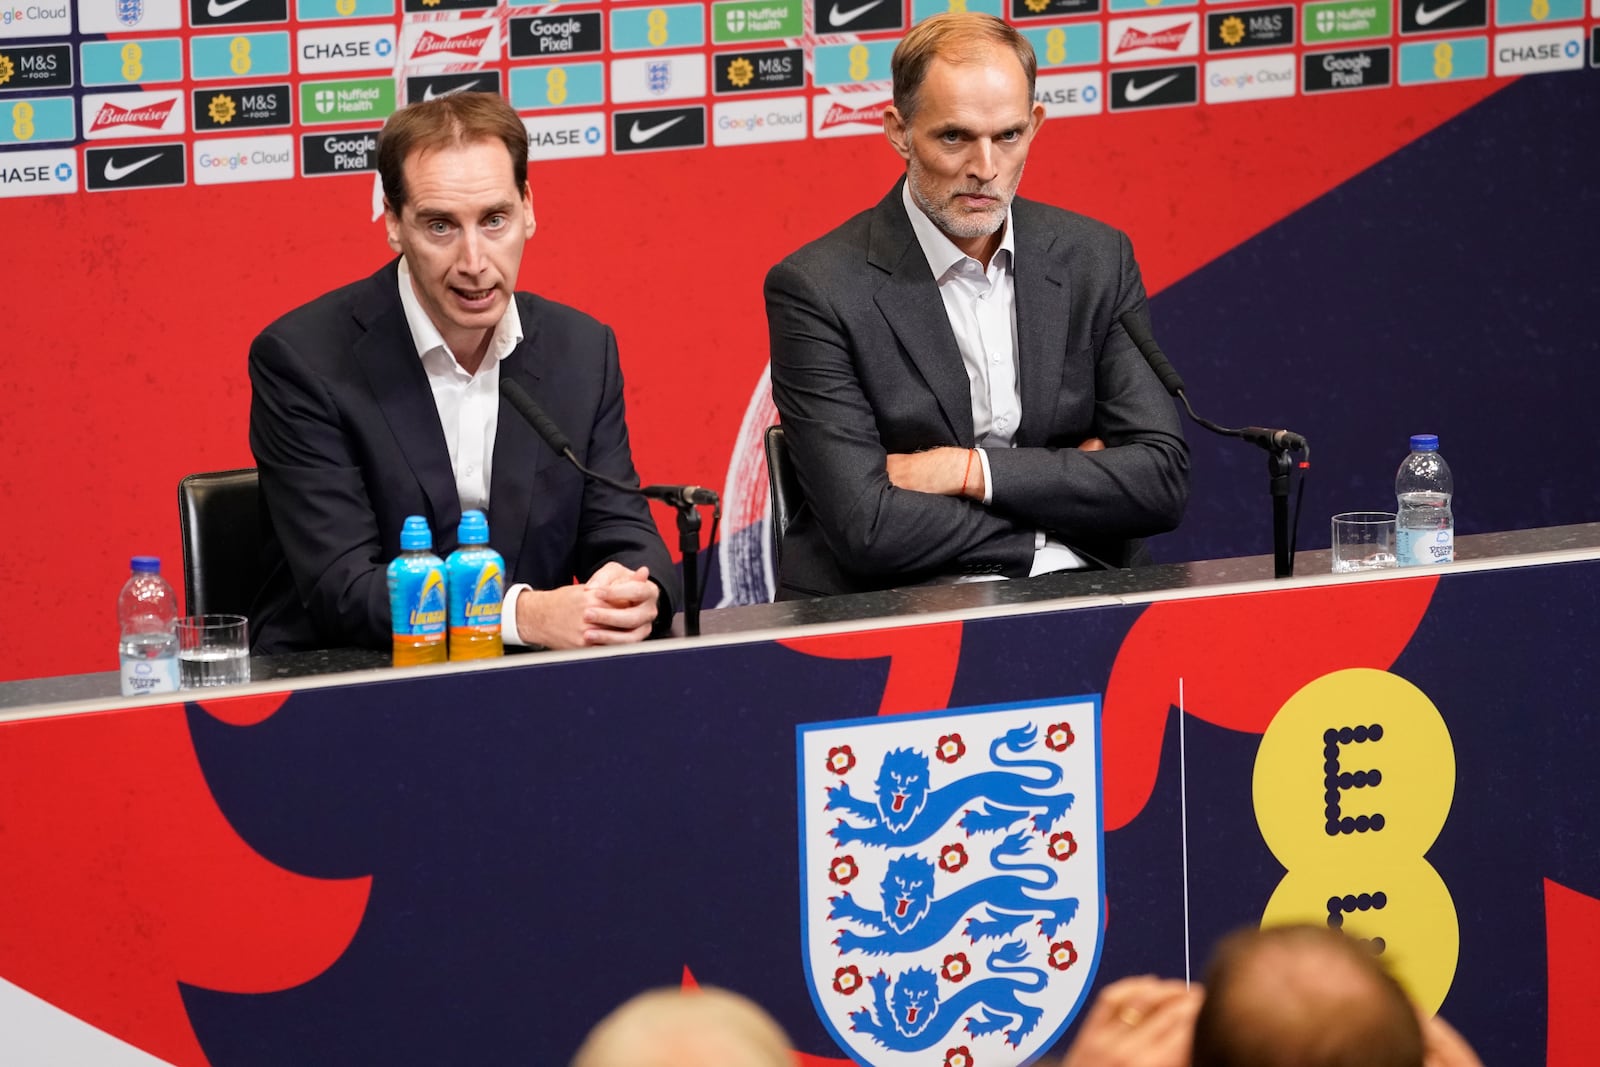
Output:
798 698 1104 1067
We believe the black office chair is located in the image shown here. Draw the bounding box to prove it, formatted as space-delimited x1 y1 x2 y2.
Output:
178 468 263 618
763 425 802 577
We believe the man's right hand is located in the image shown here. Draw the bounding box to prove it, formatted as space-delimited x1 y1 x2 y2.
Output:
1058 975 1202 1067
515 563 658 649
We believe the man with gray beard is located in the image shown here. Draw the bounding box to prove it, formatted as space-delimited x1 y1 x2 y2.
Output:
765 12 1188 598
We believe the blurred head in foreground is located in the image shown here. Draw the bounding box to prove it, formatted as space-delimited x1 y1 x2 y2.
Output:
571 986 793 1067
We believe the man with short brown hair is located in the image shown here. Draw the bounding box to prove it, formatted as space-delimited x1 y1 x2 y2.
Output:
765 12 1188 598
250 93 676 653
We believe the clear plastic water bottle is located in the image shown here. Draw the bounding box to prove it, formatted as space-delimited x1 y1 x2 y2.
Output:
387 515 448 667
1395 434 1454 567
118 556 179 697
446 509 505 661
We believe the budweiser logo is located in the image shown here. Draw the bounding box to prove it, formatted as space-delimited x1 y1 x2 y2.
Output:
91 98 177 132
411 26 493 57
820 99 889 129
1116 23 1190 52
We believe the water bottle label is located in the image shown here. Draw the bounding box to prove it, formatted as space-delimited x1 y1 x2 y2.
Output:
389 560 448 637
449 556 504 632
121 655 179 697
1397 527 1454 566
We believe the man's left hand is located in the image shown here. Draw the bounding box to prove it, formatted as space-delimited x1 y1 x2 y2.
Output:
582 561 659 644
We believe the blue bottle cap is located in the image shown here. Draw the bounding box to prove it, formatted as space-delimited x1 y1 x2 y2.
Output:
458 509 490 545
399 515 434 551
1409 434 1439 452
131 555 161 573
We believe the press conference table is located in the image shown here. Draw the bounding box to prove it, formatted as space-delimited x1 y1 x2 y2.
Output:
1 524 1598 1066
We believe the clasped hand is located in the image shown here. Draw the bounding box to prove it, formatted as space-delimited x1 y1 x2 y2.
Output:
516 561 658 650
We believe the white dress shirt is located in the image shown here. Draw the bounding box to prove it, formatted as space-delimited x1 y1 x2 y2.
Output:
902 184 1084 576
396 259 532 643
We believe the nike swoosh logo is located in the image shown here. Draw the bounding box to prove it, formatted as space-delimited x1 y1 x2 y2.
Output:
206 0 253 16
423 80 477 101
827 0 884 27
103 154 162 182
628 115 684 144
1123 73 1178 102
1414 0 1469 23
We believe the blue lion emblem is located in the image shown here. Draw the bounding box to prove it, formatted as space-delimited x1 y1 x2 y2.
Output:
830 831 1079 955
827 725 1073 847
849 940 1048 1050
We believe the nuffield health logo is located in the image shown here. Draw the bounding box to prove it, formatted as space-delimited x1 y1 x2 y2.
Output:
798 698 1103 1066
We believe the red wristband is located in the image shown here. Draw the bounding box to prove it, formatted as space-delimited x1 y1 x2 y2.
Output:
961 449 976 496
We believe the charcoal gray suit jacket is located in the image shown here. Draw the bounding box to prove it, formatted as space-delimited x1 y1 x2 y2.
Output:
764 181 1189 598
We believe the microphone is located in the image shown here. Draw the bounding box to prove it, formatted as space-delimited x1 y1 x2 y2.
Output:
1240 427 1308 452
499 378 721 506
1120 311 1186 397
642 485 720 507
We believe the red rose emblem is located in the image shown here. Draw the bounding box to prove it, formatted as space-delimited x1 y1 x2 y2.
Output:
833 965 863 995
1049 939 1079 970
938 842 969 873
941 952 971 982
936 733 966 763
1048 831 1078 861
827 745 857 775
829 855 859 885
1046 722 1075 751
943 1047 973 1067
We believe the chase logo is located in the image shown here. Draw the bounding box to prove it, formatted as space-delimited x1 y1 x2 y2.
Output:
0 94 72 143
295 0 393 19
523 110 606 159
80 38 182 86
813 39 896 86
610 53 706 103
1397 34 1487 80
1020 23 1101 68
1493 0 1582 25
798 701 1103 1067
1206 5 1293 50
509 12 603 59
297 24 397 74
610 4 705 52
190 31 291 79
509 62 603 110
85 141 185 189
78 0 182 33
0 147 75 197
0 44 73 91
188 0 288 26
404 70 501 105
1399 0 1487 34
1011 0 1099 18
611 103 705 152
1033 70 1101 115
1491 25 1584 70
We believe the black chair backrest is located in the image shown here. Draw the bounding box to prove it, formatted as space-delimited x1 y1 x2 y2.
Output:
763 425 802 576
178 468 263 618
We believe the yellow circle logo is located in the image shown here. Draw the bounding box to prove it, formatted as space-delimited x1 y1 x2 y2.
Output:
208 93 237 124
1219 16 1245 44
0 54 15 87
727 56 754 87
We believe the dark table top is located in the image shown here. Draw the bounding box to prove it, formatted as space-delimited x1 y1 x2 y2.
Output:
6 522 1598 717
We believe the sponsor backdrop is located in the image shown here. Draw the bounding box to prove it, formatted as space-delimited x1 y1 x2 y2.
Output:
2 557 1600 1063
0 0 1596 679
